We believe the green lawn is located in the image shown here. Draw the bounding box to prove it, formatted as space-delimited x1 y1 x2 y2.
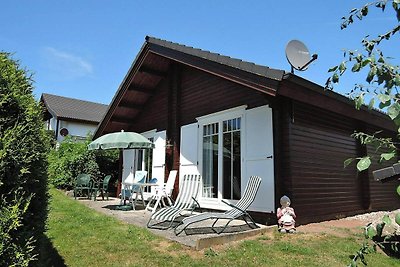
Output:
41 188 399 267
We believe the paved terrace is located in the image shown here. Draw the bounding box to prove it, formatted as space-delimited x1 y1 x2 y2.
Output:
75 196 275 250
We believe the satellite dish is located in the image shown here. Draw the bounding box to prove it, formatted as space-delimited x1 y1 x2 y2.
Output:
285 40 318 73
60 128 69 137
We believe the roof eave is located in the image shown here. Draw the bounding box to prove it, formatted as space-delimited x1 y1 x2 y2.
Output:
93 42 151 139
280 73 395 131
40 94 58 119
147 42 282 96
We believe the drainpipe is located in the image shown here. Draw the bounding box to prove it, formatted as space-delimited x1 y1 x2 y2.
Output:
55 118 60 141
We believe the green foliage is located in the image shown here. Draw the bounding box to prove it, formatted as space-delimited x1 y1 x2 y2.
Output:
351 131 396 171
0 195 36 267
0 52 50 266
47 136 118 189
395 213 400 225
349 215 400 266
204 247 218 257
357 156 371 171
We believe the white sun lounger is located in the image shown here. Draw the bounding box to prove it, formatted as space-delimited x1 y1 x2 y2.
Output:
147 174 201 229
174 175 262 235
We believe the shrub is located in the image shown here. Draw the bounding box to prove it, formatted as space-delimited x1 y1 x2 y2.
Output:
48 136 118 189
0 194 36 267
0 52 50 266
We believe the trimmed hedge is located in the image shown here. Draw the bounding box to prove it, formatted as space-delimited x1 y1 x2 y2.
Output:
0 52 50 266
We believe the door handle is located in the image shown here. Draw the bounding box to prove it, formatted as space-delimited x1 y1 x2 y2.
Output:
266 155 273 159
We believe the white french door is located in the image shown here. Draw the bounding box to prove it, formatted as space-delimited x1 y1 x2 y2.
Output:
199 108 245 202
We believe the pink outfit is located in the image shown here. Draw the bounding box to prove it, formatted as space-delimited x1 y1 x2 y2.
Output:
277 206 296 232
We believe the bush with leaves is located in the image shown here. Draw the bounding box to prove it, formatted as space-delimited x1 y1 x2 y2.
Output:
325 1 400 265
48 136 118 190
0 52 50 266
0 194 36 267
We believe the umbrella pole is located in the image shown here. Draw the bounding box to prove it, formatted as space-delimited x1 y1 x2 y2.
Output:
117 149 123 198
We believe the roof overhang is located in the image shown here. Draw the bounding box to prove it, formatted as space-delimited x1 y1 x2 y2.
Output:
94 37 284 138
94 36 395 139
280 73 395 132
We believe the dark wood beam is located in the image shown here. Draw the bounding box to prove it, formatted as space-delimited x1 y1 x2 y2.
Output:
167 63 182 197
111 115 133 124
139 66 168 78
148 45 279 95
127 85 156 95
118 101 143 110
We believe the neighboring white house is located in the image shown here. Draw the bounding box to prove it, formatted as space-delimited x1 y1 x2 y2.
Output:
40 93 108 143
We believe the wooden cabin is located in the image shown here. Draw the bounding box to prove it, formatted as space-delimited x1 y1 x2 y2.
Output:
94 36 400 224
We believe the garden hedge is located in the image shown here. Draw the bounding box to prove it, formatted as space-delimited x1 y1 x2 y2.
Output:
0 52 50 266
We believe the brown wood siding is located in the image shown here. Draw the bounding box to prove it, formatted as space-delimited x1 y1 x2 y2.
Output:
283 101 363 224
274 98 293 207
131 79 168 133
367 144 400 210
132 65 271 132
365 125 400 210
180 66 269 125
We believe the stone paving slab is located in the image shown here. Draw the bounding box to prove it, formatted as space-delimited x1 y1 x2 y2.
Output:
75 196 274 249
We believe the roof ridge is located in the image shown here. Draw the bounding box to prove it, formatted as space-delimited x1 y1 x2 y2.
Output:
145 36 284 79
146 35 258 65
42 93 108 106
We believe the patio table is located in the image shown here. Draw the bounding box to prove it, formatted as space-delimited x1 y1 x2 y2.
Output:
129 182 159 210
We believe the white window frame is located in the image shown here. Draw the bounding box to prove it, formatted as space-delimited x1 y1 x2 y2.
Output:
196 105 247 209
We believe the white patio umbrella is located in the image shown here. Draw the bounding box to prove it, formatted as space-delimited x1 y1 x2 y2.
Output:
88 130 154 150
88 130 154 209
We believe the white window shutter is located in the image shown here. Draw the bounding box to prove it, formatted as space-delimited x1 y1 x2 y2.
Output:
122 150 135 189
180 123 200 185
244 105 275 212
152 130 166 180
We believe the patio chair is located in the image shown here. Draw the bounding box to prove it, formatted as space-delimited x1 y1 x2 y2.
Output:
147 174 201 229
93 175 112 201
174 175 262 236
146 170 178 213
74 174 93 199
121 170 147 206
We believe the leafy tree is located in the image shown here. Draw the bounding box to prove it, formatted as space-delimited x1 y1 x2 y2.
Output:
0 52 50 266
326 0 400 171
325 1 400 265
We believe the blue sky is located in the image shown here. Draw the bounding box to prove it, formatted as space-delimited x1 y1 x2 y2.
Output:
1 1 397 105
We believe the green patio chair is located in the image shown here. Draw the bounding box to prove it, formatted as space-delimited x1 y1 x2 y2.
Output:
74 174 93 199
93 175 112 201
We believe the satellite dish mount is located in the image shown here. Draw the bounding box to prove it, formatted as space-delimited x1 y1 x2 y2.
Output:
285 40 318 73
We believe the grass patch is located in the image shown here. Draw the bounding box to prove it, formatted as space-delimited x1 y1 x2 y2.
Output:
43 189 399 267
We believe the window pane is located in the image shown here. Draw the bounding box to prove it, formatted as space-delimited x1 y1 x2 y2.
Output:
232 131 241 200
202 128 218 198
143 137 153 192
222 132 232 199
214 123 218 134
202 118 241 200
222 118 241 200
137 150 144 171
